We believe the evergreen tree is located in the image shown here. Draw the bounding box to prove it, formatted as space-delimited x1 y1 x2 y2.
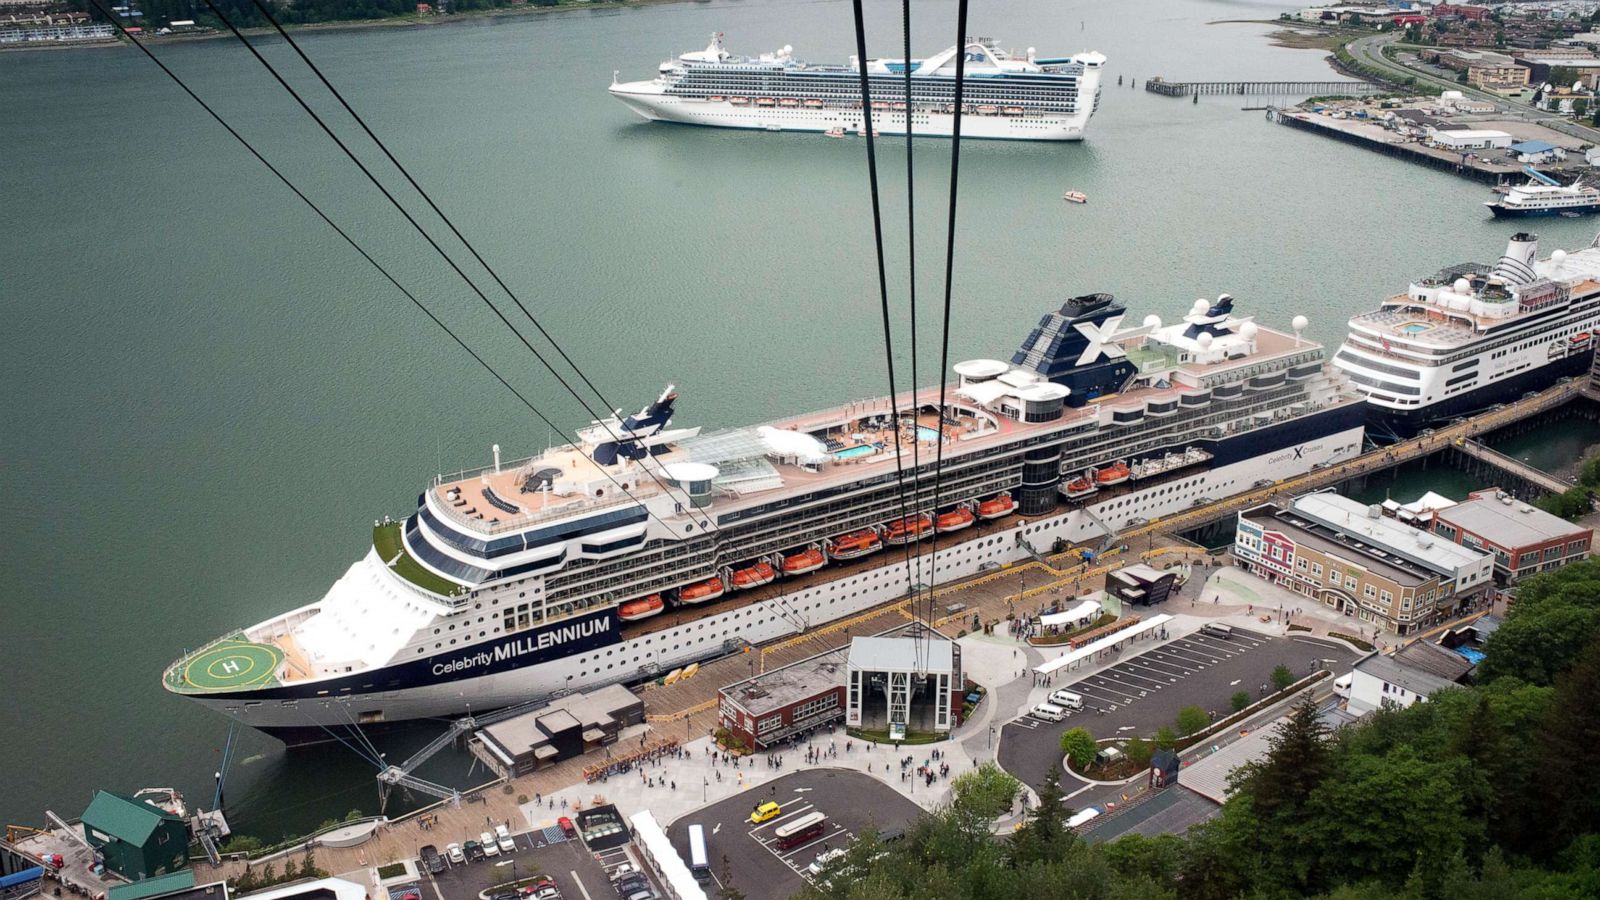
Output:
1534 635 1600 856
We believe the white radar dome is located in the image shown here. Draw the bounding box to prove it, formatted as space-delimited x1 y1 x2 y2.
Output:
1239 321 1259 340
1292 315 1309 333
1454 278 1471 293
1197 332 1214 349
1143 314 1162 329
1192 298 1209 314
1553 249 1568 264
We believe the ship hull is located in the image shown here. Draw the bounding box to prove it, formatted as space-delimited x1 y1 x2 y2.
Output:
608 83 1092 140
1488 203 1600 218
184 416 1366 739
1363 352 1590 438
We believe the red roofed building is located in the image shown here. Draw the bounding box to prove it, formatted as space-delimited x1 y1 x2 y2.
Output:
1434 4 1492 20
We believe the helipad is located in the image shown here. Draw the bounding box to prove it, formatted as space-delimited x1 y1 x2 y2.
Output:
174 637 283 691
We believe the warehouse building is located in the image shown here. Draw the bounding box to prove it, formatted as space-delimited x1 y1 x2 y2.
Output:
1429 488 1593 583
80 792 188 881
473 684 644 777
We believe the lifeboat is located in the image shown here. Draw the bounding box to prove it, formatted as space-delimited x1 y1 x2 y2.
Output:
883 514 933 545
935 508 975 533
708 95 725 102
756 97 777 107
781 548 827 575
731 562 778 590
1002 106 1024 116
829 529 883 560
779 98 799 107
679 577 725 604
1095 462 1132 486
977 105 999 115
892 101 907 111
619 594 665 622
871 101 890 110
825 126 847 138
976 493 1015 520
730 97 750 106
1062 191 1088 204
857 128 881 138
1063 477 1097 499
803 98 824 108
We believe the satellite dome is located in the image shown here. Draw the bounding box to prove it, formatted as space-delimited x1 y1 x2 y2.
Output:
1192 298 1209 314
1239 321 1259 340
1197 332 1214 349
1143 314 1162 329
1553 249 1568 263
1453 277 1471 293
1292 315 1309 333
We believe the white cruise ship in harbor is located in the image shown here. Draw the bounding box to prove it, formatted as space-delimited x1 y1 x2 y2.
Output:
608 33 1106 141
1486 179 1600 218
1334 232 1600 437
164 294 1363 741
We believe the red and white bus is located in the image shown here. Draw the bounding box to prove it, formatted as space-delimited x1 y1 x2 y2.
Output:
772 811 827 850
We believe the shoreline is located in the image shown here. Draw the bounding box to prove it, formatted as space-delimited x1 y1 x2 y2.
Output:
0 0 698 53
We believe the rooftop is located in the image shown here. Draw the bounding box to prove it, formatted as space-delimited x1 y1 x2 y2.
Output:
1437 490 1591 547
1354 652 1464 698
722 646 849 718
81 791 182 845
1291 493 1488 576
1393 639 1476 681
848 635 957 673
478 683 642 757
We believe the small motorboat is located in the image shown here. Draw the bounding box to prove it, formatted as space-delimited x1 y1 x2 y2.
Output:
679 577 725 604
883 514 933 545
1094 461 1132 486
825 126 847 138
976 493 1015 520
731 562 778 590
619 594 665 622
857 128 881 138
1063 477 1097 499
1063 191 1088 204
781 547 827 575
977 105 999 115
935 507 976 533
829 529 883 560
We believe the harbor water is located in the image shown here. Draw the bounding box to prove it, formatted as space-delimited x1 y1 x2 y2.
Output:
7 0 1600 838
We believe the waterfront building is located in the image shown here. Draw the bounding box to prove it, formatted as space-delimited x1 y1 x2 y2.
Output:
1426 488 1593 582
79 792 188 881
472 683 644 777
1346 641 1474 715
1234 493 1493 634
844 633 962 739
718 645 848 751
1105 563 1179 607
1429 127 1514 150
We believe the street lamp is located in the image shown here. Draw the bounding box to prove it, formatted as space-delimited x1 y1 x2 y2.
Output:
495 858 518 891
988 726 996 750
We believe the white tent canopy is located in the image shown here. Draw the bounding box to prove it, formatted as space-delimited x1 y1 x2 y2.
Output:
1032 614 1173 676
1039 599 1102 628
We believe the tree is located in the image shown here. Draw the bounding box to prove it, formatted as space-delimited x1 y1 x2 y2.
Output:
1533 635 1600 855
1123 736 1154 769
716 853 744 900
1479 558 1600 685
1271 663 1296 692
1222 698 1335 894
1231 690 1252 713
1060 727 1098 769
949 761 1021 819
1176 705 1211 737
1010 765 1073 866
1535 486 1592 521
1155 726 1178 751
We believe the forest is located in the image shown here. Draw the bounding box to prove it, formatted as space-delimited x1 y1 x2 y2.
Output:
781 559 1600 899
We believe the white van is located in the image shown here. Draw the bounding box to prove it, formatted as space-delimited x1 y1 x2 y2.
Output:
1066 806 1102 828
1030 703 1066 722
1049 690 1085 710
1333 673 1352 700
1200 622 1234 639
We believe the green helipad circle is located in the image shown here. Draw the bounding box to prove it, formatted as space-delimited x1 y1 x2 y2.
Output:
181 640 283 690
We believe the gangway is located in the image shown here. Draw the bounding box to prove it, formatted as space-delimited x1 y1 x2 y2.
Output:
1523 165 1562 186
1081 504 1120 555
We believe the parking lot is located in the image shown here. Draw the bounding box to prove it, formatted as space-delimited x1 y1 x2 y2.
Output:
666 769 923 900
422 824 632 900
998 627 1357 790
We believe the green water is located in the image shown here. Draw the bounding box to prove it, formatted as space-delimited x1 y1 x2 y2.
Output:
9 0 1600 838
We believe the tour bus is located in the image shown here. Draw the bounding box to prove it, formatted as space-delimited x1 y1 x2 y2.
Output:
687 823 710 882
773 811 828 850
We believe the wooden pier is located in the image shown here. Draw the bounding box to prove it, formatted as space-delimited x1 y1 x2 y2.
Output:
1145 77 1384 98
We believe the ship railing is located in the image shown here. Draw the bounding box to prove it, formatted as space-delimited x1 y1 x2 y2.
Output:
428 484 649 536
163 630 248 688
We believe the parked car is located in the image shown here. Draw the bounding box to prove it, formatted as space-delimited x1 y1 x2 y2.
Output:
750 801 781 824
613 873 651 898
418 844 445 875
520 876 562 900
494 824 516 854
558 816 577 838
464 839 486 862
807 847 846 876
445 843 465 865
480 831 501 857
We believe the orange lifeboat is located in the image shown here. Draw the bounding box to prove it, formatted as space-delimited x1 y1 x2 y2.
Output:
976 493 1015 520
883 514 933 545
1063 477 1097 499
756 97 777 107
619 594 665 622
829 529 883 560
935 508 975 533
781 548 827 575
679 577 725 604
731 562 778 590
708 95 725 102
779 97 799 107
803 98 824 108
730 97 750 106
1095 462 1132 486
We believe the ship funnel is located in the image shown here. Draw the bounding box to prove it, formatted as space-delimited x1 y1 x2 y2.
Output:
1492 232 1539 286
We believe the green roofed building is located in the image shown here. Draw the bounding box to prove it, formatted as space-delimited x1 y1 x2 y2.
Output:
81 791 188 880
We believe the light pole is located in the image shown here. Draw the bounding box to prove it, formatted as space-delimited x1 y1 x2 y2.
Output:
495 857 517 890
988 726 995 750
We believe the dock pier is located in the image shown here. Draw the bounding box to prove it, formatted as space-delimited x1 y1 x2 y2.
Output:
1145 77 1385 98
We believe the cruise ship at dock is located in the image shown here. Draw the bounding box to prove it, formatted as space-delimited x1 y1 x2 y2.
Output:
164 295 1364 740
1334 232 1600 437
608 34 1105 141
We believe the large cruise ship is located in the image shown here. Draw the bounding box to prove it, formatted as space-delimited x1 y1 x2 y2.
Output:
608 34 1106 141
1333 232 1600 437
164 294 1364 740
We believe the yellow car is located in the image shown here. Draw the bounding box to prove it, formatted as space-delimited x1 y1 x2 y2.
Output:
750 801 781 824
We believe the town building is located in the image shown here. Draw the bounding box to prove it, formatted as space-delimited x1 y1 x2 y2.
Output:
1346 641 1474 715
845 633 963 740
1105 563 1180 607
1234 492 1493 634
1427 488 1593 582
79 792 188 881
106 871 229 900
471 683 644 777
1508 139 1569 163
1430 127 1515 149
1433 4 1494 21
718 645 848 751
